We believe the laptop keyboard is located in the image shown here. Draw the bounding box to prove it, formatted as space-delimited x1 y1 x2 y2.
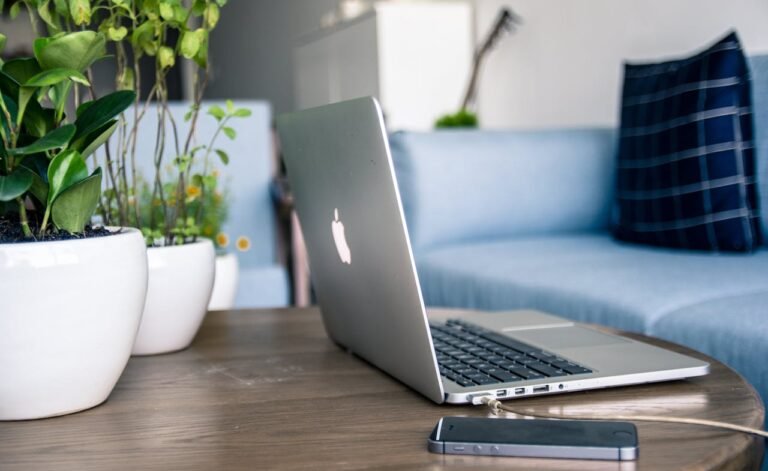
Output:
430 319 593 388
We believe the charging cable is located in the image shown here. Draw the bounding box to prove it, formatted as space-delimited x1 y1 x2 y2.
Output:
475 396 768 439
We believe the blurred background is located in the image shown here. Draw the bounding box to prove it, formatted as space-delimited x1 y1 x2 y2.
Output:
2 0 767 308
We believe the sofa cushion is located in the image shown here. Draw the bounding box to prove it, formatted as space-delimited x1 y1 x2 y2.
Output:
416 234 768 333
615 31 761 252
389 129 616 252
650 292 768 404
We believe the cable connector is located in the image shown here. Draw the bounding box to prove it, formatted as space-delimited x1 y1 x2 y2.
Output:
468 394 494 406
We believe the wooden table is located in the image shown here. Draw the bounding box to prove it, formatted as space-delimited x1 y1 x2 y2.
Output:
0 308 763 470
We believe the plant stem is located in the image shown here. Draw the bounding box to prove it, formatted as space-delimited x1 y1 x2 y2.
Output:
39 206 51 238
16 197 32 238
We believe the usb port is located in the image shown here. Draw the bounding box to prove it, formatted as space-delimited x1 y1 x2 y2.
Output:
533 385 550 393
496 389 508 397
514 387 525 395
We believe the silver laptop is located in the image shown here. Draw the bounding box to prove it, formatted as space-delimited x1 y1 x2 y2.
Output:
276 97 709 405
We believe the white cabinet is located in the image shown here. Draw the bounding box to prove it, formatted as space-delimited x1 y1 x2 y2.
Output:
294 2 472 131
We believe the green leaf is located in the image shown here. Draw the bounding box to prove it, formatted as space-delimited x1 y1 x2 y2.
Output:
207 105 224 121
205 2 219 29
180 28 204 59
233 108 252 118
35 31 106 72
52 167 101 233
24 68 90 87
159 2 174 20
0 168 33 202
191 0 205 16
69 0 92 26
192 29 209 68
0 34 6 55
54 0 68 16
19 164 49 204
215 149 229 165
38 0 61 33
76 119 117 158
117 67 134 91
131 20 159 56
2 58 42 84
9 2 20 19
222 126 235 140
225 99 234 114
215 0 227 7
47 149 88 206
16 86 37 130
157 45 175 69
107 26 128 42
7 124 76 157
72 90 135 142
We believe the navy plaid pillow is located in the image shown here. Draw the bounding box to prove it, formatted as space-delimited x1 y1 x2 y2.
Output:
614 31 761 252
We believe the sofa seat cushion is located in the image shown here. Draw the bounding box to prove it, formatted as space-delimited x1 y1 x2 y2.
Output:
416 233 768 333
650 292 768 404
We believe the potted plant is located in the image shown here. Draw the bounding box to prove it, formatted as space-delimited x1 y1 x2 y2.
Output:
0 29 145 420
26 0 240 355
129 101 250 353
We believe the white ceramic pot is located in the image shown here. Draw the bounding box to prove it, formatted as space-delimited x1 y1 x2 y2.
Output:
132 239 215 355
208 253 239 311
0 228 148 420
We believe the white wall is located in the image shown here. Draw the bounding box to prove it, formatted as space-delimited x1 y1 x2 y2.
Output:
474 0 768 129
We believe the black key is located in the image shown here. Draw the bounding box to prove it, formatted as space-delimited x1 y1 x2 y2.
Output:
481 332 541 354
456 368 477 376
465 346 485 354
475 363 493 372
442 361 462 370
561 365 592 375
466 374 498 385
516 357 537 365
507 367 543 380
496 360 518 370
455 354 473 362
463 358 482 366
527 363 565 378
456 378 475 387
528 351 557 362
488 370 523 383
487 356 506 365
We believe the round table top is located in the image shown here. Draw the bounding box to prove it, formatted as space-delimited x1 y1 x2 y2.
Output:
0 307 764 471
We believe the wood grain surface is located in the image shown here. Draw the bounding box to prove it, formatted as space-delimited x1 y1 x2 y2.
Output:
0 308 763 471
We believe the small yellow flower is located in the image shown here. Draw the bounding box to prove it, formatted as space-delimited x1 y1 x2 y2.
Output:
186 185 201 198
216 232 229 248
236 235 251 252
202 224 214 237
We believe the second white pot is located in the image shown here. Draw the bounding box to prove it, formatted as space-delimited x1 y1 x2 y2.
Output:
132 239 215 356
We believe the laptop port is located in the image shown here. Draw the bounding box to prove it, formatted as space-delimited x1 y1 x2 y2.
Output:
533 385 550 393
514 387 526 395
496 389 508 397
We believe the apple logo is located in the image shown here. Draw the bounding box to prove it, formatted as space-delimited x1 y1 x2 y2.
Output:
331 208 351 264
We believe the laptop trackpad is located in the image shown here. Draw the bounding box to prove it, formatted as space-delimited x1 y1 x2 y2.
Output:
513 326 631 350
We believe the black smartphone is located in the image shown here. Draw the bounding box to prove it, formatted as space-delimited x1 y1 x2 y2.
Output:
427 416 638 461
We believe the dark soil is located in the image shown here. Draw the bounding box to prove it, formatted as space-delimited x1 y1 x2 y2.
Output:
0 217 115 244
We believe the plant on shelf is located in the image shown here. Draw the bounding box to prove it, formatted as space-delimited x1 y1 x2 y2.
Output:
0 30 134 241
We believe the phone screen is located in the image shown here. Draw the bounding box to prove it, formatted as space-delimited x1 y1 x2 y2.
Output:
433 417 637 448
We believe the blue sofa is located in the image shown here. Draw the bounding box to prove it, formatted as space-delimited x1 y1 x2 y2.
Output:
389 55 768 410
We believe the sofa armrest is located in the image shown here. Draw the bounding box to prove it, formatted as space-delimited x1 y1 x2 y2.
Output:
389 129 617 252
